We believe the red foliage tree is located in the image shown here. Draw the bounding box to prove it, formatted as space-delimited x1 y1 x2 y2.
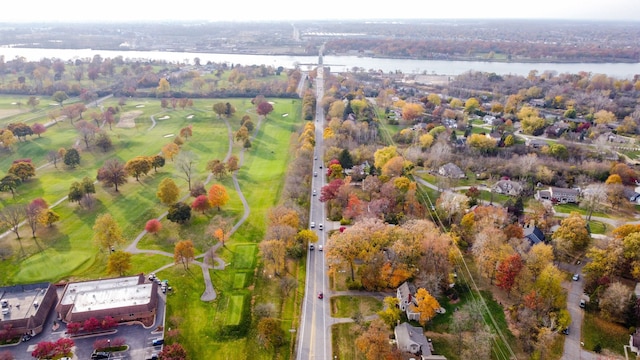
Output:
31 338 74 359
191 195 212 214
495 253 523 296
31 123 46 138
159 343 188 360
319 179 344 202
83 317 101 332
66 322 82 335
145 219 162 235
0 350 14 360
256 101 274 117
93 338 109 351
101 316 117 330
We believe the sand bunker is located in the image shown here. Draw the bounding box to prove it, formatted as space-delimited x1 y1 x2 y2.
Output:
158 116 170 120
163 134 175 138
186 115 194 119
135 104 145 108
282 113 288 117
116 110 143 128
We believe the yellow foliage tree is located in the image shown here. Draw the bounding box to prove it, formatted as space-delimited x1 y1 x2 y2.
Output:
410 288 440 325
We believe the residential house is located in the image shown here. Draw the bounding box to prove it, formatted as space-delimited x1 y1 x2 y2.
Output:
526 139 548 148
523 222 545 246
630 328 640 356
623 187 640 204
394 322 447 360
536 186 580 204
397 282 420 321
438 163 465 179
482 115 497 125
492 180 523 196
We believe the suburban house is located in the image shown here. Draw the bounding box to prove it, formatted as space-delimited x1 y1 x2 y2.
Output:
394 322 447 360
0 282 58 337
438 163 465 179
56 274 159 326
536 186 580 204
482 115 496 125
526 139 548 148
623 187 640 204
492 180 523 196
630 328 640 356
523 222 545 246
397 282 420 322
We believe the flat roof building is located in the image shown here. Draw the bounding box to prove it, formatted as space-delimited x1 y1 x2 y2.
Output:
56 274 158 326
0 282 57 337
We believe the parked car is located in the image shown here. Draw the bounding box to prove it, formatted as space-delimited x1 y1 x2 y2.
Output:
313 189 316 196
314 172 318 177
562 327 569 335
91 352 110 359
309 244 314 250
572 274 580 281
580 299 586 308
152 338 164 346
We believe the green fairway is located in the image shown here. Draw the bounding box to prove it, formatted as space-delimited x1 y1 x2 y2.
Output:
232 272 247 289
225 295 246 325
232 244 257 269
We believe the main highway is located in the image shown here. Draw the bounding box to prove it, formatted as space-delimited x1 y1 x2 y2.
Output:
296 54 332 359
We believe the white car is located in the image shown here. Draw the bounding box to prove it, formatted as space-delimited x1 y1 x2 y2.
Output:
313 189 317 196
572 274 580 281
310 222 315 228
318 245 323 251
318 223 323 230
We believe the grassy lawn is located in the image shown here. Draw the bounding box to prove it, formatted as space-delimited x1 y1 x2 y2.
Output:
582 312 628 356
330 295 382 318
553 203 610 218
332 322 364 360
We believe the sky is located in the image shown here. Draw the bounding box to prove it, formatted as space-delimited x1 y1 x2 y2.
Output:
3 0 640 23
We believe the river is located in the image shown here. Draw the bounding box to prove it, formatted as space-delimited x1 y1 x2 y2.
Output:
1 47 639 79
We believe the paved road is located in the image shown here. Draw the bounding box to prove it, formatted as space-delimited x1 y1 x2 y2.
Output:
297 61 331 360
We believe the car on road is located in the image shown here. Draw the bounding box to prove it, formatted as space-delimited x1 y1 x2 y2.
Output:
314 171 318 177
309 244 314 250
580 299 586 308
152 338 164 346
318 245 323 251
313 189 316 196
562 327 569 335
318 292 323 299
310 222 315 228
572 274 580 281
318 223 323 230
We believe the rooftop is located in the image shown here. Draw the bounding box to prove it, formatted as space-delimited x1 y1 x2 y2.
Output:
59 276 153 313
0 283 51 322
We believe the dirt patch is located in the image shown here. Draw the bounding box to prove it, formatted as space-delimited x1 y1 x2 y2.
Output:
117 110 143 128
0 108 26 119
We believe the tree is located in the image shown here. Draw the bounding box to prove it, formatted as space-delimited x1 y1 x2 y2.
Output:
97 159 127 192
179 125 193 140
599 282 632 323
63 148 80 168
162 143 180 161
125 156 152 181
174 240 195 270
207 159 228 179
581 184 607 221
107 251 132 276
51 91 68 106
167 202 191 224
373 145 398 169
26 198 48 238
31 338 74 360
355 319 394 360
156 77 171 97
401 102 424 122
377 297 402 330
207 184 229 211
191 195 212 214
259 239 286 276
145 219 163 235
226 155 240 173
464 97 480 113
75 120 98 149
0 205 25 240
93 213 125 252
0 174 21 198
495 253 523 296
256 317 285 349
157 178 180 205
159 343 188 360
95 131 113 152
31 123 46 138
38 209 60 228
0 129 16 149
175 151 197 190
411 288 440 325
8 161 35 181
151 155 166 172
213 102 227 118
256 101 274 117
552 212 590 255
466 133 497 153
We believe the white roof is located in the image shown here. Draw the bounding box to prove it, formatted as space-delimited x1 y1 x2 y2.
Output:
60 276 153 313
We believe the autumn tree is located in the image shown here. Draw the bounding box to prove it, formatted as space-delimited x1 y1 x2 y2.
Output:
93 213 126 252
208 184 229 211
75 120 98 149
179 125 193 140
207 159 228 179
31 338 74 360
377 297 402 330
97 159 127 192
0 174 21 198
256 317 285 350
95 131 112 152
552 212 590 256
599 282 632 323
51 90 69 106
151 155 166 172
8 161 35 181
31 123 46 138
125 156 152 181
401 102 424 122
0 129 16 149
26 198 48 238
410 288 440 325
158 343 188 360
162 142 180 161
156 77 171 97
373 145 398 169
259 239 286 276
213 102 227 118
355 319 394 360
145 219 163 235
38 209 60 228
174 240 195 270
107 251 132 276
157 178 180 205
580 184 607 221
256 101 274 117
191 195 212 214
0 205 26 240
495 253 523 297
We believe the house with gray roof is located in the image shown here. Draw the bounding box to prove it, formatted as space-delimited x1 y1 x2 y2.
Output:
523 222 545 246
438 163 465 179
536 186 580 204
397 282 420 322
394 322 447 359
492 180 523 196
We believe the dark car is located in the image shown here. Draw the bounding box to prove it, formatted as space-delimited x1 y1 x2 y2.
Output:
318 292 323 299
152 338 164 346
562 327 569 335
91 352 110 359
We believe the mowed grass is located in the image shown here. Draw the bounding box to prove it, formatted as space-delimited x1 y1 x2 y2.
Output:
582 312 628 355
330 295 382 318
332 322 364 360
225 295 246 325
232 244 257 269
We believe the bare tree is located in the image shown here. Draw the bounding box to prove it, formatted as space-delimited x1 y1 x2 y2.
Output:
174 151 197 191
0 204 26 240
